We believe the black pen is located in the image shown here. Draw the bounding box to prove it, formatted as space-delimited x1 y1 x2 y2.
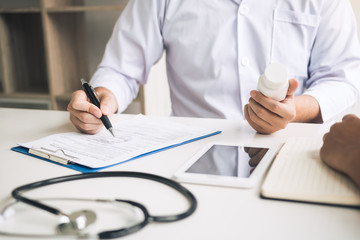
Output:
80 79 115 137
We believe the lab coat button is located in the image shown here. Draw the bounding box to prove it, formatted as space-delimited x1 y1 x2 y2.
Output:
239 4 249 15
241 57 250 67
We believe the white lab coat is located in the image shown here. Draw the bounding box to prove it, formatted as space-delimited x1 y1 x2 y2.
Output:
90 0 360 122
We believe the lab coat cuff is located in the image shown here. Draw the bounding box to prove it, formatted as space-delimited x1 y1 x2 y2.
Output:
90 70 135 114
303 84 358 123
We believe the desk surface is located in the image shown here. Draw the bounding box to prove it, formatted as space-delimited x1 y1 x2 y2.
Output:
1 107 359 240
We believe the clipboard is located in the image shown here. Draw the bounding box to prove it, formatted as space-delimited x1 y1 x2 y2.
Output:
12 146 99 173
12 121 221 173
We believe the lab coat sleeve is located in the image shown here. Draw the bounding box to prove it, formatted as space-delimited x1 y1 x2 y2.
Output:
304 0 360 122
90 0 166 113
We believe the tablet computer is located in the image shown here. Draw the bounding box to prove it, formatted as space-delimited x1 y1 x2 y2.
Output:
173 143 280 188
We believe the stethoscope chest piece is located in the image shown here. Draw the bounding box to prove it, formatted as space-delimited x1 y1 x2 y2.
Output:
57 210 97 234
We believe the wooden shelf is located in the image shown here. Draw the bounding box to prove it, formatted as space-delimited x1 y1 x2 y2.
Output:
0 5 126 13
0 93 51 109
0 0 140 112
55 94 73 110
0 8 42 13
0 12 48 94
46 5 126 13
55 93 72 101
0 92 50 99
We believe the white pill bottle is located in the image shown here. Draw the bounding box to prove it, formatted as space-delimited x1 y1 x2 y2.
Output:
257 63 289 101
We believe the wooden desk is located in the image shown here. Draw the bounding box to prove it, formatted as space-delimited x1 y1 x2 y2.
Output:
0 108 359 240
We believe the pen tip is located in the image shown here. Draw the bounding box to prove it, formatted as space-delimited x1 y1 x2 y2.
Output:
109 128 115 137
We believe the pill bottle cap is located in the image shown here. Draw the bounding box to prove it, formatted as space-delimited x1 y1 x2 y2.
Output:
263 63 288 90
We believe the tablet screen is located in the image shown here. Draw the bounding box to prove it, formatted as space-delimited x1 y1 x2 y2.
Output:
185 145 269 178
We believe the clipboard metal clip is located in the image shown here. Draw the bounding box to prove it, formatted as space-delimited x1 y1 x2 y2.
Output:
40 147 78 159
29 147 77 165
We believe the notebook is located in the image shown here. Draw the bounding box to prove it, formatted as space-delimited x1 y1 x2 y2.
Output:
261 137 360 207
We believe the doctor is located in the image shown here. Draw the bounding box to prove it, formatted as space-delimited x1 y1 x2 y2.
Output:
68 0 360 134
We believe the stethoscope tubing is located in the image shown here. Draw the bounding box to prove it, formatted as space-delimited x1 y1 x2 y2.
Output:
7 171 197 239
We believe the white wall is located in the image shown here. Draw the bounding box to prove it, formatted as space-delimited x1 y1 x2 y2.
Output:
351 0 360 39
348 0 360 116
144 54 171 116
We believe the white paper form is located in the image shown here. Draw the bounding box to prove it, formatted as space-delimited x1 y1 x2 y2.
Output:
20 115 220 168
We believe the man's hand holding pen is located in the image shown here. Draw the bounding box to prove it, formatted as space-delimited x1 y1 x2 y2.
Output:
68 84 118 135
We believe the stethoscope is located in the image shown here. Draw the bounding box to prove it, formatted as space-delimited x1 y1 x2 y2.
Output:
0 171 197 239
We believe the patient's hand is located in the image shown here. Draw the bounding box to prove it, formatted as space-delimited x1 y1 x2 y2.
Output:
320 114 360 188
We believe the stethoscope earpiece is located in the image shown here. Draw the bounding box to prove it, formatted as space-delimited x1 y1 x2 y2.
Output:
0 204 15 225
1 204 15 220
